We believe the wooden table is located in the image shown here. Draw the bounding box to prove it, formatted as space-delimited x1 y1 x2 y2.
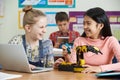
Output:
1 69 119 80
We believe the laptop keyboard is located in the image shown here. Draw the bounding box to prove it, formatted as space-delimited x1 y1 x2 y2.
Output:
31 67 43 71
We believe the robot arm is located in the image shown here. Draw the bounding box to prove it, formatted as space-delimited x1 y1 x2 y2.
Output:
58 45 103 72
76 45 103 55
76 45 103 66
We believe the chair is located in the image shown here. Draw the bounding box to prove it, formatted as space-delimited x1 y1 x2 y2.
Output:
112 56 117 63
112 41 120 63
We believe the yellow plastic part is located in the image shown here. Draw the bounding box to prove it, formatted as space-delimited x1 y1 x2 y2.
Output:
61 62 72 65
93 46 99 51
80 59 85 66
81 45 87 52
74 67 85 72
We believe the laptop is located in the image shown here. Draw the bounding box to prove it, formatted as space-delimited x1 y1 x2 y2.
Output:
0 44 53 73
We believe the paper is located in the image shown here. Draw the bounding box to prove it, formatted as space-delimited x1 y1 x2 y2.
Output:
53 48 63 57
0 72 22 80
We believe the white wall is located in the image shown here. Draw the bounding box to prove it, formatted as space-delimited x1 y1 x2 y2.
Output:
0 0 120 43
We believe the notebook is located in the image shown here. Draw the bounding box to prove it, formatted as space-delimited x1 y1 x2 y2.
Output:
95 70 120 77
0 44 53 73
0 72 22 80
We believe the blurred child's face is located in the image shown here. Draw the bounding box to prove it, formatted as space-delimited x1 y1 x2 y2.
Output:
57 20 69 33
83 15 103 39
29 16 47 40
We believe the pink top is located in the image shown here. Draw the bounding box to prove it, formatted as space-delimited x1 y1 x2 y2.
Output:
68 36 120 72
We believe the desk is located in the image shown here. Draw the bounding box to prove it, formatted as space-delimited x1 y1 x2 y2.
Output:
0 69 118 80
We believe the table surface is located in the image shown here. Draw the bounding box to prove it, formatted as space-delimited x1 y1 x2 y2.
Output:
1 69 120 80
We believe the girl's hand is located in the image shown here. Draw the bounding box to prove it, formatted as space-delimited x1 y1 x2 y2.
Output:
81 65 102 73
54 58 65 69
29 64 36 70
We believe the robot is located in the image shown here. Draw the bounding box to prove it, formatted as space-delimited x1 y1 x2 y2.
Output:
58 45 103 72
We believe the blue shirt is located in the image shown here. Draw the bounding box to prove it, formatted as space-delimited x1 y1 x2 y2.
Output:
8 35 54 67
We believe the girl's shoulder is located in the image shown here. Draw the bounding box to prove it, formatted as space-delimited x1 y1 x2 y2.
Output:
8 35 23 44
11 35 22 39
75 36 118 41
42 39 52 43
105 36 118 42
42 39 53 46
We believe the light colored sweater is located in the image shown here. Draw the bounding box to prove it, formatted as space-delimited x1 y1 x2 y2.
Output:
68 36 120 72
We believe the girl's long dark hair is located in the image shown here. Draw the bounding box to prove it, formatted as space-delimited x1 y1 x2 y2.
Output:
82 7 112 37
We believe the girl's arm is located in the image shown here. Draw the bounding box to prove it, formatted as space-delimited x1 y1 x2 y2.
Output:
46 40 54 67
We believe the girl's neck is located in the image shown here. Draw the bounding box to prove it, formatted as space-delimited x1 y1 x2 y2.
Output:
87 35 104 40
25 34 39 49
88 34 102 39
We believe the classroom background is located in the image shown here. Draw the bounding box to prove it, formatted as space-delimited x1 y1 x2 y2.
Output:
0 0 120 43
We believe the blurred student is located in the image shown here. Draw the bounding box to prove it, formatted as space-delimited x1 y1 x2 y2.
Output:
8 5 54 69
49 12 80 48
55 7 120 73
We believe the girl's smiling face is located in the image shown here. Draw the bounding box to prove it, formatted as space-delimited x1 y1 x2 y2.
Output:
26 16 47 40
83 15 103 39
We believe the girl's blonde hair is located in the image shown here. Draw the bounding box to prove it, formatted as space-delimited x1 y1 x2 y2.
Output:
22 5 46 27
